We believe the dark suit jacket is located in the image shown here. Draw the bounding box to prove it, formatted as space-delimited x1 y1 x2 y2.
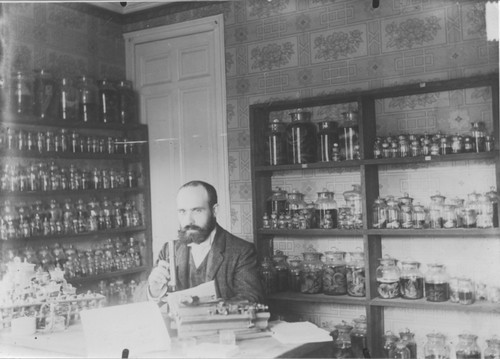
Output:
156 224 264 303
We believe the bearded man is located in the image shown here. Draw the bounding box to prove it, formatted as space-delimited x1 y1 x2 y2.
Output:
147 180 264 303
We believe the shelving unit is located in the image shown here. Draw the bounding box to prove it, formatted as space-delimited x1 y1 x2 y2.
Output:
0 114 153 292
249 74 499 357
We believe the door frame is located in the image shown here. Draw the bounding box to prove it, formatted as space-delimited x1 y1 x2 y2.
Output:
123 14 231 232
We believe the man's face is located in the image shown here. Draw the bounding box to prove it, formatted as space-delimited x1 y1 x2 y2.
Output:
176 186 217 244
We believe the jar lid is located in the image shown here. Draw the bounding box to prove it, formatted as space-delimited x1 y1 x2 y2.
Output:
289 110 311 122
318 120 338 131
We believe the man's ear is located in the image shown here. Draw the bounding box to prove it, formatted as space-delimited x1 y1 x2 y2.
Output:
212 203 219 217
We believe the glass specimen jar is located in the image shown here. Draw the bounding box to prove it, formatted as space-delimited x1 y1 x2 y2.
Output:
315 189 337 229
76 75 98 123
317 120 338 162
346 250 366 297
322 249 347 295
97 79 119 124
33 69 55 120
464 192 479 228
484 336 500 359
399 329 417 359
331 321 354 359
288 256 301 292
456 334 481 359
486 187 499 228
343 184 363 229
424 263 450 302
266 119 287 165
117 80 137 124
386 197 401 229
451 134 463 154
457 277 475 305
442 204 457 229
286 110 317 164
392 341 411 359
424 333 450 359
399 260 424 299
259 257 276 296
383 331 399 359
339 110 359 160
10 71 33 115
287 190 308 227
376 256 401 299
299 251 323 294
57 77 79 121
412 202 426 229
429 193 446 229
373 197 388 229
272 250 289 292
350 315 367 359
476 193 494 228
398 135 410 158
267 187 288 217
471 122 486 153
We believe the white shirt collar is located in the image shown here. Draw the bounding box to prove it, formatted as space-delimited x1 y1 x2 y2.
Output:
187 227 217 268
187 226 216 248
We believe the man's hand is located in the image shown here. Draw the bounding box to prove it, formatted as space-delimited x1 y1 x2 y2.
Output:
148 260 171 298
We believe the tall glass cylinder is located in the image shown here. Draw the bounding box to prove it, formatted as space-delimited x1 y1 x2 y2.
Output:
322 249 347 295
76 76 98 123
399 260 424 299
425 263 449 302
317 120 338 162
10 71 33 115
117 80 137 124
315 189 337 229
346 251 365 297
286 110 316 164
266 119 287 165
33 69 55 120
339 110 359 160
299 251 323 294
97 79 119 124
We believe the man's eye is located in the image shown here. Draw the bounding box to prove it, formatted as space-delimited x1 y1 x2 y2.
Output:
195 209 203 213
178 210 185 214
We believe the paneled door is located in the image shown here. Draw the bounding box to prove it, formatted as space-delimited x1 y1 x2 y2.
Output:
124 15 229 257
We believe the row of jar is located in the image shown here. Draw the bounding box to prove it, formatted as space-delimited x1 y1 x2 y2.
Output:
7 70 138 124
0 163 139 193
266 110 360 166
373 191 499 230
373 123 495 159
376 256 500 304
262 186 363 230
2 127 142 155
0 198 143 240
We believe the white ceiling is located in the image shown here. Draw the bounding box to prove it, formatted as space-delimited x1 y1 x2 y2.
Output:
90 1 226 15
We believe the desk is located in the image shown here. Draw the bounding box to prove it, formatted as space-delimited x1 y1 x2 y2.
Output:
0 324 333 358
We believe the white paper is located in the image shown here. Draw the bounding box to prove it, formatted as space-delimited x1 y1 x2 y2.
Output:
80 301 170 358
166 280 218 314
271 321 332 344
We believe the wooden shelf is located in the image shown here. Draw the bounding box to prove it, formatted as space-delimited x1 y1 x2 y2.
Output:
1 117 147 132
363 151 499 166
257 228 364 237
267 291 367 305
370 297 500 314
0 149 143 161
0 187 144 200
254 160 362 172
366 228 500 237
67 266 149 285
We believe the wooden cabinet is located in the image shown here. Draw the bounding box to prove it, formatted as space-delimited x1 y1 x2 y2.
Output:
249 74 499 357
0 116 153 293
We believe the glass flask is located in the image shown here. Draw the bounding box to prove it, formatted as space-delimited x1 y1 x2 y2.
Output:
464 192 480 228
392 341 411 359
486 187 499 228
339 110 359 161
317 120 338 162
267 187 288 217
457 278 475 305
76 75 98 123
10 71 33 115
299 250 323 294
322 249 347 295
471 122 486 153
272 250 289 292
484 336 500 359
476 193 494 228
383 331 399 359
412 202 426 229
343 184 363 229
286 110 317 164
429 193 446 229
376 256 401 299
117 80 137 124
33 69 55 120
424 263 449 302
386 197 401 229
400 260 424 299
399 329 417 359
350 315 367 359
424 333 450 359
259 257 276 296
346 250 366 297
373 197 388 229
57 77 79 121
97 79 119 124
287 190 309 229
456 334 481 359
266 119 287 165
315 189 337 229
288 256 302 292
331 321 354 359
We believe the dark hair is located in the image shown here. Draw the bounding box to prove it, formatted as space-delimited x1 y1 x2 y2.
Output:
179 180 218 207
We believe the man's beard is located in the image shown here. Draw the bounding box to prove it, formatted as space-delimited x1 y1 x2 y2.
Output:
178 216 216 244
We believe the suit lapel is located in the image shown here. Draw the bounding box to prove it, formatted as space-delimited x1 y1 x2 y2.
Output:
175 242 190 290
206 226 225 281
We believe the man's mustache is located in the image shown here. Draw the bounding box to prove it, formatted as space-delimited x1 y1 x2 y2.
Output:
180 225 202 232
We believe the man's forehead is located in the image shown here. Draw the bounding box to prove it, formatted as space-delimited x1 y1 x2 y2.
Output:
177 186 209 205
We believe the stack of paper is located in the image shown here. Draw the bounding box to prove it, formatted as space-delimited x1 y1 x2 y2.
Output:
271 321 332 344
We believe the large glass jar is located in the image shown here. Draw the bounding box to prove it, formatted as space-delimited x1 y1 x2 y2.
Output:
266 119 287 165
457 277 475 305
484 337 500 359
424 333 450 359
33 69 55 120
287 190 309 228
476 193 494 228
322 249 347 295
286 110 316 164
471 122 486 153
10 71 33 115
412 202 427 229
350 315 367 359
429 193 446 229
373 197 388 229
117 80 137 124
392 341 411 359
97 79 119 124
346 250 366 297
343 184 362 229
424 263 450 302
376 256 401 299
57 77 79 121
299 251 323 294
386 197 401 229
288 256 301 292
259 257 276 297
339 111 359 161
399 329 417 359
317 120 338 162
272 250 289 292
464 192 480 228
456 334 481 359
399 260 424 300
76 76 98 123
315 189 337 229
267 187 288 217
383 331 399 359
331 321 354 359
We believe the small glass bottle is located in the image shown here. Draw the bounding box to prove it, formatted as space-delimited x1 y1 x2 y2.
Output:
373 137 383 159
286 110 317 164
399 329 417 359
398 135 410 158
350 315 367 359
451 134 463 154
267 187 288 217
456 334 481 359
373 197 388 229
399 260 424 300
57 77 79 121
424 263 450 302
76 75 98 123
272 250 289 292
376 256 401 299
424 332 450 359
484 336 500 359
383 331 399 359
117 80 137 124
266 119 287 165
97 79 119 124
315 189 337 229
299 250 323 294
33 69 55 120
317 120 338 162
322 249 347 295
471 122 486 153
457 277 475 305
346 250 366 297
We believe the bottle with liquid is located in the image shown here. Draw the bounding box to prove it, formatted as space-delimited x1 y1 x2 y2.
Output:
272 250 289 292
455 334 481 359
424 333 450 359
399 260 424 300
322 249 347 295
331 321 354 359
376 256 401 299
97 79 119 124
266 119 287 165
76 75 98 123
33 69 55 120
315 189 338 229
399 329 417 359
117 80 137 124
11 71 33 115
339 111 359 161
383 331 399 359
346 250 366 297
317 120 338 162
350 316 367 359
299 250 323 294
286 110 317 164
484 336 500 359
57 77 79 121
424 263 450 302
